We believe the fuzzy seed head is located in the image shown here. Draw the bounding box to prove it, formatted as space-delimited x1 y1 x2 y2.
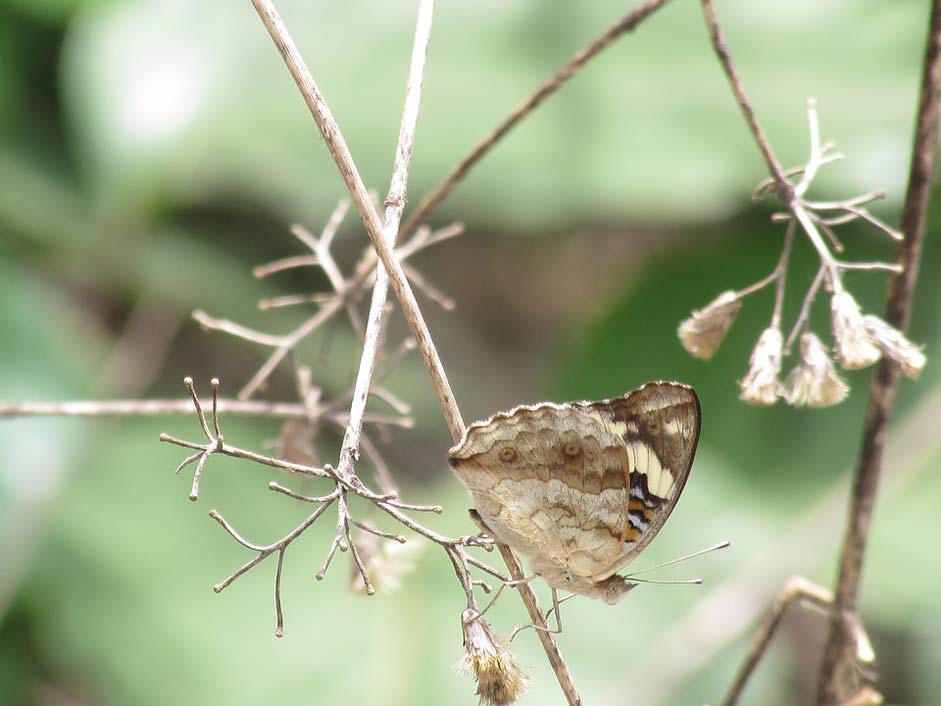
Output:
678 290 741 360
831 291 881 369
862 315 926 379
784 333 849 408
739 327 783 406
458 610 530 706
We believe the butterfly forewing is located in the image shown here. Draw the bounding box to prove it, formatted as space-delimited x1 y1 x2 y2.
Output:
583 382 700 579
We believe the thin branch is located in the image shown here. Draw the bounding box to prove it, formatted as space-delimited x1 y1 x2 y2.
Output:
398 0 675 241
0 398 318 419
193 309 287 347
238 296 345 399
289 200 365 337
784 266 827 354
770 221 795 329
253 254 320 278
494 542 582 706
335 0 436 488
723 575 875 706
209 491 338 599
248 0 464 442
257 293 322 310
722 577 832 706
817 3 941 703
161 431 330 479
699 0 793 200
274 548 286 637
403 263 456 310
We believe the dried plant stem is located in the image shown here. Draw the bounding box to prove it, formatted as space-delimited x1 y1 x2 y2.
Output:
337 0 434 483
494 542 582 705
723 577 832 706
246 5 582 703
0 398 315 419
816 3 941 703
701 5 899 292
722 575 875 706
248 0 463 442
398 0 674 241
699 0 792 199
784 265 827 353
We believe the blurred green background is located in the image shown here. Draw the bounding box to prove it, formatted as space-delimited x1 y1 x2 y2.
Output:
1 0 939 704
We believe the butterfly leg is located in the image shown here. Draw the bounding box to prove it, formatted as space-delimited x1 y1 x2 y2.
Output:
508 588 568 642
472 574 538 623
545 590 578 629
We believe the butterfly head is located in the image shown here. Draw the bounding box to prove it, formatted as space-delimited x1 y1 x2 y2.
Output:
596 574 638 605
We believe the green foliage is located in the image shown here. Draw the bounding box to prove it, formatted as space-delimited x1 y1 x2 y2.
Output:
1 0 938 704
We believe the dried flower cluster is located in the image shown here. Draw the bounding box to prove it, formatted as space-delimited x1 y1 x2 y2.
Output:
458 610 531 706
678 290 741 360
677 101 926 407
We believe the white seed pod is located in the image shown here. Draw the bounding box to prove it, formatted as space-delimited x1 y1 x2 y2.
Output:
739 327 783 406
784 332 849 408
678 290 741 360
831 290 881 369
862 315 926 379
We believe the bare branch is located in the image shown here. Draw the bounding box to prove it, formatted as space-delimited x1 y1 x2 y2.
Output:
723 577 832 706
699 0 793 200
398 0 675 241
817 3 941 702
248 0 464 440
253 254 320 278
335 0 437 490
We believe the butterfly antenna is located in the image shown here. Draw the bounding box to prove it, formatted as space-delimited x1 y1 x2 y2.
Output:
627 576 703 585
624 540 730 579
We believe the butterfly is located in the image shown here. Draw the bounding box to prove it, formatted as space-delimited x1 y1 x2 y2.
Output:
448 381 701 605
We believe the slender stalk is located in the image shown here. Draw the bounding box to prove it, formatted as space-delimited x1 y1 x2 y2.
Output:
723 577 832 706
397 0 674 241
0 398 314 419
337 0 435 482
248 0 463 441
816 3 941 703
699 0 792 200
246 4 580 701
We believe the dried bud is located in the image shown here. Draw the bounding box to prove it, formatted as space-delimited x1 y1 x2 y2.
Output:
831 291 881 369
677 290 741 360
784 333 849 407
862 315 926 379
350 528 422 595
458 609 530 706
739 327 783 406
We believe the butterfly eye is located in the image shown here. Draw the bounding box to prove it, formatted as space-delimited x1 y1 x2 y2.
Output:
498 446 518 463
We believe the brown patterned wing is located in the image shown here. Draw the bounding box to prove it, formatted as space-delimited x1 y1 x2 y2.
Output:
447 381 700 587
447 401 633 582
582 381 701 580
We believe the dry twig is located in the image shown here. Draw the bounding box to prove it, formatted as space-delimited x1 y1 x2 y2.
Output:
816 3 941 703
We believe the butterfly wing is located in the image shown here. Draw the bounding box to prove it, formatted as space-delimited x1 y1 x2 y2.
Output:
448 400 631 581
448 382 701 586
582 381 701 580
